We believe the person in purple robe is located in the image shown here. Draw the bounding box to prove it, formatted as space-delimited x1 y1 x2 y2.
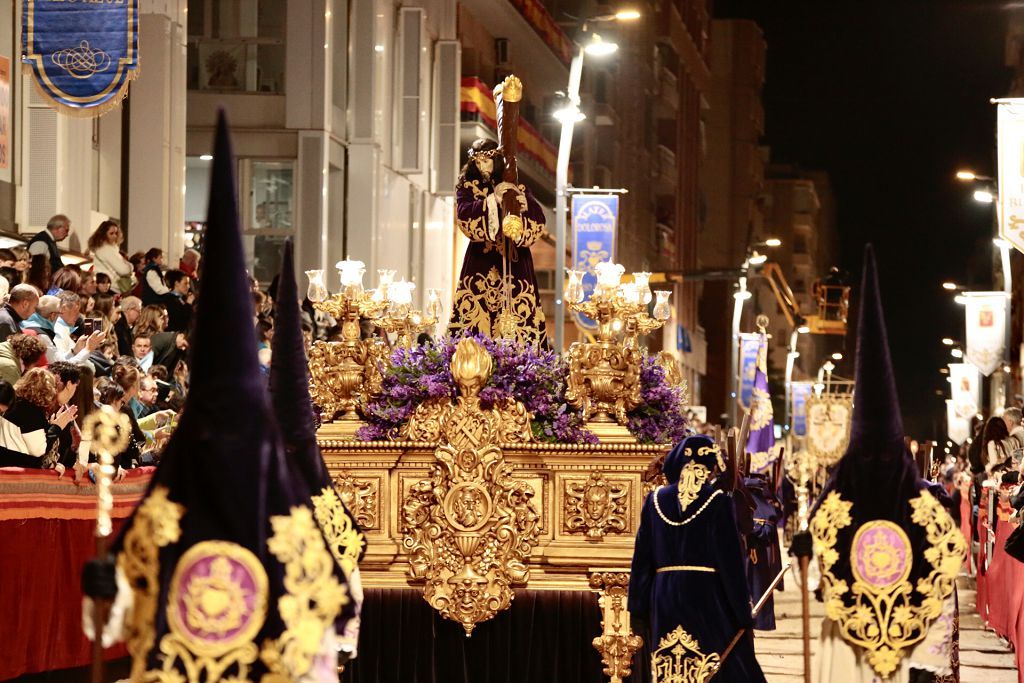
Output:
448 139 548 347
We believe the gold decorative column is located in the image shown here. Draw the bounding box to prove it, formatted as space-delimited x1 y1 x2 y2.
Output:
590 571 643 683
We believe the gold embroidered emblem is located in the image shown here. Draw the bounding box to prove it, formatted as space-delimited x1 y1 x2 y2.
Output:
117 486 184 681
261 505 349 680
450 266 546 346
149 541 268 682
312 485 366 576
676 462 709 512
651 624 721 683
811 490 965 678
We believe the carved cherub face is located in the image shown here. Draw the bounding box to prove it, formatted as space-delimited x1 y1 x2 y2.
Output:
585 485 610 521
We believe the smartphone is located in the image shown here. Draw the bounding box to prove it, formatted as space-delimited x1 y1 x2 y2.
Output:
79 318 95 335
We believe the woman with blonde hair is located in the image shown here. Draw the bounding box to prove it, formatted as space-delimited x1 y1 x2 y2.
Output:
87 220 135 294
0 367 76 471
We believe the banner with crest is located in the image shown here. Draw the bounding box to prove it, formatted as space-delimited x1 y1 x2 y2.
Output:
738 333 760 409
948 363 980 422
964 291 1008 376
806 393 853 467
791 381 813 437
998 99 1024 254
22 0 138 116
571 194 618 333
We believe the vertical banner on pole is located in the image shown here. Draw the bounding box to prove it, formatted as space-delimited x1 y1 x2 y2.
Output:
738 333 760 409
571 194 618 332
964 292 1008 376
791 381 813 437
997 99 1024 254
948 363 981 421
0 56 8 173
947 400 970 446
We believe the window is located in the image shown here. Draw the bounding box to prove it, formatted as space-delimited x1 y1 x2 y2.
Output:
186 0 286 94
241 160 295 283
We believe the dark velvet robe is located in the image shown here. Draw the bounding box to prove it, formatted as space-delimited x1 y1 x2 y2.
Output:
628 484 767 682
449 178 547 347
742 474 784 631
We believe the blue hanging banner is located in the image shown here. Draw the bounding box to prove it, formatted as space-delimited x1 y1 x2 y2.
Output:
22 0 139 116
738 333 760 409
571 194 618 332
792 381 813 436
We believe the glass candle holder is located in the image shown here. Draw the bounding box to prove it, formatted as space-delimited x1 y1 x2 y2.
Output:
305 269 328 303
653 290 672 321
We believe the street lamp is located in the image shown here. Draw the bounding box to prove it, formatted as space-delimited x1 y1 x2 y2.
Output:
553 12 638 352
955 170 994 182
942 281 959 291
974 189 996 204
941 337 955 346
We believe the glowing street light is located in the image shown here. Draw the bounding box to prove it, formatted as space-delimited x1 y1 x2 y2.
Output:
831 352 843 361
955 169 993 182
941 338 954 346
797 324 810 334
764 237 782 247
584 33 619 56
951 348 964 359
974 189 996 204
614 8 642 20
942 281 959 291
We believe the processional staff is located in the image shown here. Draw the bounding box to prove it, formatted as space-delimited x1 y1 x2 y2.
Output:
493 74 523 338
82 406 132 683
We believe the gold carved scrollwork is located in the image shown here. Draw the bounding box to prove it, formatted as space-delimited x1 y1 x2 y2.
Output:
566 342 642 425
312 486 367 575
331 469 379 530
651 625 721 683
400 339 539 634
590 572 643 683
564 472 629 538
117 486 185 682
308 337 387 426
811 490 964 679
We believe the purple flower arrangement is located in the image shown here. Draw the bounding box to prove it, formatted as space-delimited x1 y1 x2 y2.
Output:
356 334 686 445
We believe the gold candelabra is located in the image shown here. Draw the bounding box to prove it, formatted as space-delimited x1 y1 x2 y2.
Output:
306 262 444 437
565 263 671 442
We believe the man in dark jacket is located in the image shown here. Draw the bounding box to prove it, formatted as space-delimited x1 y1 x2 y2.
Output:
27 214 70 276
0 285 39 341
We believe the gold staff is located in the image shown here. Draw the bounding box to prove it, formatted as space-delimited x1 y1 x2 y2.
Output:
83 406 131 683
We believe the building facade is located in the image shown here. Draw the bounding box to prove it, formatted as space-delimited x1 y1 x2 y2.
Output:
700 18 766 422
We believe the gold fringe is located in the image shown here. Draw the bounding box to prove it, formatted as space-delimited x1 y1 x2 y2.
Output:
23 62 139 119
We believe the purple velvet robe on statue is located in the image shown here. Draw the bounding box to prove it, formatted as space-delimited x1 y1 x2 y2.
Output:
448 177 548 347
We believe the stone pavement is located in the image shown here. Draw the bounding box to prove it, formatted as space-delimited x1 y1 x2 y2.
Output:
753 575 1019 682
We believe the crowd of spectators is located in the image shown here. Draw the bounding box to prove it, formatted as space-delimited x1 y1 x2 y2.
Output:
0 214 240 481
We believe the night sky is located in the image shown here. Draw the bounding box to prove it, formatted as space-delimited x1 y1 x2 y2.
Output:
715 0 1011 438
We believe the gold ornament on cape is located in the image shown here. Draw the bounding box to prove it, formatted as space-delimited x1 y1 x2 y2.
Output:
261 505 349 679
152 541 268 683
400 339 540 634
312 485 366 575
810 490 965 679
117 486 184 682
590 572 643 683
564 472 629 538
651 624 721 683
676 462 710 512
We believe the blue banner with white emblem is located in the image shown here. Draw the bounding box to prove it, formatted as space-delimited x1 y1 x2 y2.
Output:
22 0 138 116
571 194 618 332
791 381 812 436
738 333 760 408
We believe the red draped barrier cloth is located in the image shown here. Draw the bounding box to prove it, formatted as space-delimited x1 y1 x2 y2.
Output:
973 483 1024 681
0 467 152 681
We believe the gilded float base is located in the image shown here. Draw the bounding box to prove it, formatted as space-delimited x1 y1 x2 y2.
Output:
318 418 365 440
586 420 636 444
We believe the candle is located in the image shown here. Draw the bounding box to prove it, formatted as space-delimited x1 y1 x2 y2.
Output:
305 269 328 303
653 290 672 321
335 260 366 293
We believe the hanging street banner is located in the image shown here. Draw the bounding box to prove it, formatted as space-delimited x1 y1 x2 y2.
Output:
948 363 980 421
791 381 813 437
571 194 618 332
997 99 1024 254
738 333 760 409
947 400 970 446
806 393 853 468
22 0 139 116
964 291 1008 376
